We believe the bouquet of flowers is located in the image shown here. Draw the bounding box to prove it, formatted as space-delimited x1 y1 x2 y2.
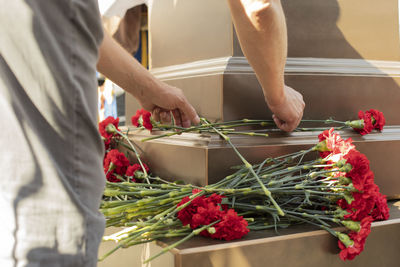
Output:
98 109 389 262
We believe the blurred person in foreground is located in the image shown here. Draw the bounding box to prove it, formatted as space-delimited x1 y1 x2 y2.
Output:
0 0 303 266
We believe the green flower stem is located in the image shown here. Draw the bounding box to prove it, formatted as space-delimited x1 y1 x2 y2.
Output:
220 131 269 138
117 181 182 189
247 224 290 230
116 141 136 155
219 121 275 128
276 185 350 191
124 203 180 218
101 202 143 216
102 191 192 217
201 187 253 194
101 199 137 208
127 195 190 213
283 210 339 224
225 202 275 215
148 176 196 189
223 172 252 190
140 124 208 141
155 119 274 130
295 126 346 132
300 119 346 124
123 220 180 228
295 208 341 216
99 243 126 261
202 119 274 126
269 147 314 162
139 190 205 227
283 213 337 235
200 118 284 217
104 189 170 197
105 215 127 227
241 168 332 189
99 225 157 261
115 130 150 185
272 190 342 196
149 206 175 221
143 220 220 263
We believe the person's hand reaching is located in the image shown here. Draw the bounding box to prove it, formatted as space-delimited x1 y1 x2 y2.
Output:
137 81 199 128
268 85 305 132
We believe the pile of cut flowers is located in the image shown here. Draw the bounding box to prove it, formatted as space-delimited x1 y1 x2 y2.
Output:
98 109 389 262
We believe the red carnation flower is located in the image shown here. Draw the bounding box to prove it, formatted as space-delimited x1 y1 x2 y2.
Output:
176 191 248 241
103 149 130 182
177 190 225 227
366 109 385 131
343 150 371 191
357 216 373 239
371 193 390 221
131 109 153 131
99 116 120 149
126 163 150 182
141 111 153 131
338 216 373 261
338 192 375 221
131 109 144 127
338 240 362 261
317 128 355 161
210 209 249 241
177 192 208 226
192 203 224 231
354 110 374 135
126 163 149 176
192 188 202 195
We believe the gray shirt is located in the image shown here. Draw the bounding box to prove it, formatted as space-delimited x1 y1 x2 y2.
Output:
0 0 106 266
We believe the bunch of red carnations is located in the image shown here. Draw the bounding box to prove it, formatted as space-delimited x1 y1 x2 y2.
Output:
99 116 149 183
316 128 389 260
98 108 389 263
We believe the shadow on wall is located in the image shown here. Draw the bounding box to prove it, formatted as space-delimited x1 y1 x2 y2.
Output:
225 0 400 124
281 0 400 124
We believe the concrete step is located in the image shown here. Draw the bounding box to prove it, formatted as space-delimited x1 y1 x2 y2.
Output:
98 200 400 267
125 126 400 199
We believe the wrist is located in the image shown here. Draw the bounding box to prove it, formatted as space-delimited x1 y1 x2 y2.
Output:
264 83 285 110
128 71 159 102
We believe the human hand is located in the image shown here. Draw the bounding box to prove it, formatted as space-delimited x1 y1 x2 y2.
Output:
137 81 200 128
267 85 305 132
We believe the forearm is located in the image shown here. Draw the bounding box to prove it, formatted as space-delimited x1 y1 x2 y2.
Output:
97 32 159 100
226 0 287 107
96 32 199 126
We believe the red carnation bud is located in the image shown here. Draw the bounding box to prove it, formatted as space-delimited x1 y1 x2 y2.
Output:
131 109 153 131
126 163 150 182
105 123 117 134
103 149 130 183
366 109 385 131
349 110 374 135
99 116 120 149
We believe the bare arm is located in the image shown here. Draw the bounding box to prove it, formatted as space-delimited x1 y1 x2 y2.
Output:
97 32 199 127
226 0 304 131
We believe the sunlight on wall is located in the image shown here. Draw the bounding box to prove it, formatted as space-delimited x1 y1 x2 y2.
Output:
210 247 252 267
336 0 400 61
